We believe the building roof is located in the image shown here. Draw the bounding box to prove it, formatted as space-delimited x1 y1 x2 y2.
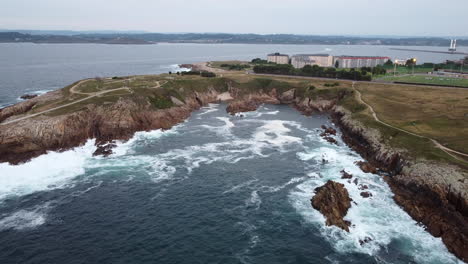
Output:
268 52 289 57
336 56 390 60
293 54 330 57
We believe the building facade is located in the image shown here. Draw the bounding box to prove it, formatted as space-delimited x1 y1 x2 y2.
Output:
334 56 390 68
267 53 290 64
291 54 333 68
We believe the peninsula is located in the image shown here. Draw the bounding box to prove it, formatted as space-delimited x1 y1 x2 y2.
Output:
0 63 467 261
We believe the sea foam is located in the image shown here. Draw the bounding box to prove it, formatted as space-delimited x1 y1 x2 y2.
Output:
290 137 462 263
0 140 96 201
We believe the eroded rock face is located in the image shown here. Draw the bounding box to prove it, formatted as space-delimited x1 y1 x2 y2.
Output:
311 180 352 232
0 92 219 164
226 100 260 115
332 106 468 262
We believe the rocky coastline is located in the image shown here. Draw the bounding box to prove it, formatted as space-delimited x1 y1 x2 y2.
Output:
0 77 466 261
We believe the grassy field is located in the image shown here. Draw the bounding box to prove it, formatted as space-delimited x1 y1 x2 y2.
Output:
377 74 468 87
383 65 434 75
354 82 468 157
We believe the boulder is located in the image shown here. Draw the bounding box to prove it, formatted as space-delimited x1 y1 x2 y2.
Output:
311 180 352 232
356 161 377 174
278 89 295 103
360 191 373 198
341 170 353 179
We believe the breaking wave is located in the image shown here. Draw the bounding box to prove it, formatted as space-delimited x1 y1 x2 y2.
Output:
0 140 96 202
289 138 461 263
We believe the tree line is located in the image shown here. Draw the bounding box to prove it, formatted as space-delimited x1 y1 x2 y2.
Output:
252 64 387 81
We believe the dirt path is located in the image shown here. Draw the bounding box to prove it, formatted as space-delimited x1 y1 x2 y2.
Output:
1 87 131 126
1 78 168 126
352 82 468 160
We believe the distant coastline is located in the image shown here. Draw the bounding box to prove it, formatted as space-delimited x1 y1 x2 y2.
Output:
1 32 468 46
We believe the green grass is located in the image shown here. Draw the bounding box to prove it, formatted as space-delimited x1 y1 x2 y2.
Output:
377 74 468 87
383 65 433 75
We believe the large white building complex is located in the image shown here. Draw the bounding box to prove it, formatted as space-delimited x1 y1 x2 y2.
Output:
333 56 390 69
267 52 390 69
267 53 290 64
291 54 334 68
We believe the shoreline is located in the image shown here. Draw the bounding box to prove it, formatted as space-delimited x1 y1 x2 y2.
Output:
0 73 466 261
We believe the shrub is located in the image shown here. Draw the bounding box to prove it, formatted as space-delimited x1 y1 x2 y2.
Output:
201 71 216 78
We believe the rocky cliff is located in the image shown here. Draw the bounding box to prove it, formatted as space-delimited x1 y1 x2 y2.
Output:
0 76 466 261
332 106 468 262
0 89 220 164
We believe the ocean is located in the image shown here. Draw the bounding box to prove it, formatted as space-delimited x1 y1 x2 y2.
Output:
0 104 461 263
0 42 466 108
0 43 465 263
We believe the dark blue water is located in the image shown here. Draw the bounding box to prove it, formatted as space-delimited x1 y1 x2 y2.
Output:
1 43 466 108
0 104 460 263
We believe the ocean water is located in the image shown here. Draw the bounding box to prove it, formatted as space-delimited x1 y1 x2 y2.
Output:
1 43 467 108
0 104 461 264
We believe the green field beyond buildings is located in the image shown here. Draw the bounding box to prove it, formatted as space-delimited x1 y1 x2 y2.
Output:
377 74 468 87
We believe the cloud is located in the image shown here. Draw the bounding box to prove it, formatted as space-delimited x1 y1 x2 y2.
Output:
1 0 467 36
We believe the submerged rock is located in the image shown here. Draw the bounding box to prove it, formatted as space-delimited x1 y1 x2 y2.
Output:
311 180 352 232
93 141 117 157
360 191 373 198
341 170 353 179
20 94 38 100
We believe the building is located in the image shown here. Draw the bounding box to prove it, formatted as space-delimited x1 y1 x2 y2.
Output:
334 56 390 69
394 59 407 66
267 53 290 64
291 54 333 68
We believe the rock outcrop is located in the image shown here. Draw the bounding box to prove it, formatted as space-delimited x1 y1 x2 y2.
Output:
356 161 377 174
332 106 468 262
311 181 352 232
20 94 38 100
0 90 220 164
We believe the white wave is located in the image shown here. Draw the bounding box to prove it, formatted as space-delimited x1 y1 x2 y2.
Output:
196 103 220 116
0 140 96 202
259 177 307 193
198 116 235 137
290 140 462 263
223 179 259 194
252 120 302 152
0 202 50 231
111 127 179 157
245 190 262 210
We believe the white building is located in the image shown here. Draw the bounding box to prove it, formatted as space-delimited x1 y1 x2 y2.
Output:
291 54 334 68
334 56 390 68
267 53 290 64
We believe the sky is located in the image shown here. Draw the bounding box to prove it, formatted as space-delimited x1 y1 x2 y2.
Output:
2 0 468 36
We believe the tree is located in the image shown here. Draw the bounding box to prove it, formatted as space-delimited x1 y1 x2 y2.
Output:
406 58 416 67
384 59 393 66
335 60 339 68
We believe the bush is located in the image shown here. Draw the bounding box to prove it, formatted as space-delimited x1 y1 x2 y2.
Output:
181 71 201 76
220 64 251 70
251 58 268 64
201 71 216 78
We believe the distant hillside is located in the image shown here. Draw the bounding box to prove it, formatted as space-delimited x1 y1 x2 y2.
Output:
1 31 467 46
0 32 151 44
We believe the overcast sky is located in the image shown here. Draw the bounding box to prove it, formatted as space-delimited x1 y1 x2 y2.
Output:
2 0 468 36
